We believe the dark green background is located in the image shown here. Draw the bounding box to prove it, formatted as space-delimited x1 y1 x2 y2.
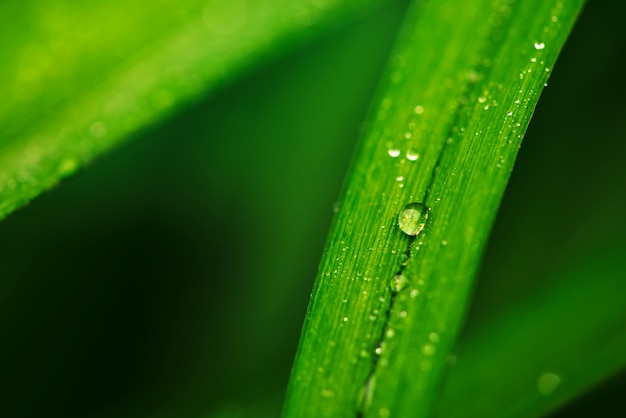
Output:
0 1 624 417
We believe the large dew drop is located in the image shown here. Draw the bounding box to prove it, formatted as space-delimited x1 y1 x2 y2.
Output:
398 202 428 236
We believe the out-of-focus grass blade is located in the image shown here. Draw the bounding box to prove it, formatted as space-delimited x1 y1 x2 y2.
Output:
0 0 387 220
435 245 626 418
283 0 584 417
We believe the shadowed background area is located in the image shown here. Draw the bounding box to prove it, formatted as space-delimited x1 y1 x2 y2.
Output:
0 1 624 417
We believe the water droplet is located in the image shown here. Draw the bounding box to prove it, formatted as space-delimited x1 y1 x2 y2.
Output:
534 42 545 50
409 289 419 298
537 372 561 396
343 317 349 322
507 111 513 116
404 131 412 139
414 105 424 115
441 240 448 246
422 343 436 356
388 148 400 158
428 332 440 343
375 346 383 356
530 57 537 63
551 15 558 22
396 176 404 182
386 329 395 338
379 407 391 418
478 96 486 103
406 150 419 161
398 202 428 236
399 310 408 318
390 274 410 292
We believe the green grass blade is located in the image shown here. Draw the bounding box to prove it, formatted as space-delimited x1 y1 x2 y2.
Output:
435 246 626 417
0 0 387 220
283 0 584 417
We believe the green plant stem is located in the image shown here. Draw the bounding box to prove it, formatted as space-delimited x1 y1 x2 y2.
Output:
283 0 584 417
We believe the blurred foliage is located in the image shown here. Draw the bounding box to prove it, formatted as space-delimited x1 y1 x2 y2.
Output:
0 1 409 417
0 0 386 219
0 0 624 417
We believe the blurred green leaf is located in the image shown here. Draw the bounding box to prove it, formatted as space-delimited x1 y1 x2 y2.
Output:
0 0 388 220
435 245 626 418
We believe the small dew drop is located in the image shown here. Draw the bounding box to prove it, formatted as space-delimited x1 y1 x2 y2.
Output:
507 111 513 116
375 346 383 356
422 343 436 356
388 148 400 158
386 329 395 338
396 176 404 182
534 42 545 50
404 131 412 139
441 240 448 246
530 57 537 63
537 372 561 396
399 310 408 319
379 407 391 418
342 317 349 322
551 15 558 22
429 332 440 343
478 96 486 103
414 105 424 115
406 150 419 161
391 274 410 292
398 202 428 236
409 289 419 298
